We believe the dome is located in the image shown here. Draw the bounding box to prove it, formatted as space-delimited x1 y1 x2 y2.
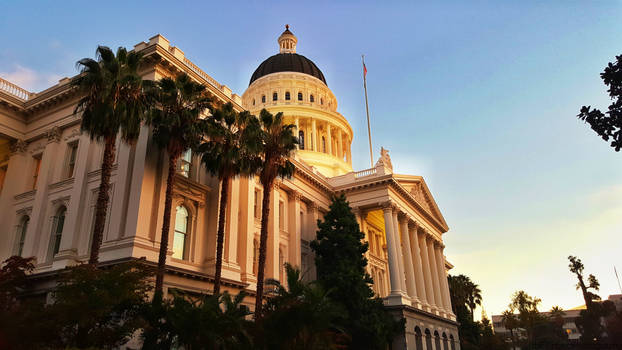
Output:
249 53 327 86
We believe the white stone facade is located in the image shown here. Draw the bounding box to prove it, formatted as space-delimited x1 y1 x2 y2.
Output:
0 30 459 349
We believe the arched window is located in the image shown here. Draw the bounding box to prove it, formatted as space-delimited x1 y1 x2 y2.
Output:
173 206 189 259
273 92 278 101
434 331 441 350
298 130 305 150
310 94 314 103
16 216 29 256
442 332 449 350
425 329 433 350
414 327 424 350
252 98 255 106
450 334 456 350
51 206 66 257
261 95 266 103
285 91 290 100
322 136 326 153
320 98 323 105
298 92 303 101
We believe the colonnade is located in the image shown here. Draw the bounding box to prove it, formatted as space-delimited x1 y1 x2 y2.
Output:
293 116 352 165
374 202 454 319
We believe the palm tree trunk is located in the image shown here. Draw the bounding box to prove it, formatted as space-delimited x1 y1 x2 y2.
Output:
154 153 178 299
254 179 273 319
213 176 230 295
88 135 116 265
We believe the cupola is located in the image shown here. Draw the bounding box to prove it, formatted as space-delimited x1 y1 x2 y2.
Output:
278 24 297 54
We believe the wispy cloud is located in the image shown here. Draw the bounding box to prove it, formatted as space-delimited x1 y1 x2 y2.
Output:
0 64 62 93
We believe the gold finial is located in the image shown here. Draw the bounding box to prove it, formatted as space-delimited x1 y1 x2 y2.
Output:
285 24 289 30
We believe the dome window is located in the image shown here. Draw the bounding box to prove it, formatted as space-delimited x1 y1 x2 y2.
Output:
285 91 290 100
261 95 266 103
310 94 314 103
273 92 278 101
322 136 326 153
298 92 303 101
299 130 305 150
252 99 256 106
320 98 324 105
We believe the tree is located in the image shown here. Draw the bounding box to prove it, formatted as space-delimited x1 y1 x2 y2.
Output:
199 102 260 295
72 46 149 265
568 256 601 311
146 73 214 297
311 194 404 349
509 290 543 347
48 261 153 349
257 263 344 349
447 274 482 321
254 109 297 318
577 54 622 151
501 309 519 350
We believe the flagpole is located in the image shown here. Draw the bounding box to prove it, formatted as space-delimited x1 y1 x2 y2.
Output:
362 55 374 168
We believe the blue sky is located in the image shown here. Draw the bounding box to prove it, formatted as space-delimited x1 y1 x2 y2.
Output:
2 1 621 316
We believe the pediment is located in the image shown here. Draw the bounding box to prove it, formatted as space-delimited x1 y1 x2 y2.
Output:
394 175 448 231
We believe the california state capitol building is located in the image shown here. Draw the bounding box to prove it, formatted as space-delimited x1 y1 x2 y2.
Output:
0 27 459 349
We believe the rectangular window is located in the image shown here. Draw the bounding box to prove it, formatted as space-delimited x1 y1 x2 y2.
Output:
178 149 192 178
66 142 78 178
32 155 42 190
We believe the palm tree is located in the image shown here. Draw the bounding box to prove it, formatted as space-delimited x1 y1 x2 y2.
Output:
466 281 482 321
72 46 148 265
146 73 214 298
254 109 297 318
260 263 343 349
199 102 261 295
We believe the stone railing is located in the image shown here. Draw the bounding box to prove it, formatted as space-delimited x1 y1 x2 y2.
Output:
354 167 377 178
0 77 32 100
183 58 222 91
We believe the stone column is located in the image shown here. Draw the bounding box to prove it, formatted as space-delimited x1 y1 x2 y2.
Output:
0 140 29 259
288 191 302 267
409 221 428 308
418 231 436 312
294 117 300 149
382 203 407 304
238 177 257 287
326 123 332 156
399 214 418 304
427 235 443 314
27 128 61 261
267 183 281 280
436 243 454 316
311 119 317 152
391 209 406 293
337 130 345 160
225 177 241 270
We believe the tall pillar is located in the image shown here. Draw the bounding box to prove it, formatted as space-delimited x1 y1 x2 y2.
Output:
409 221 428 308
294 117 300 149
225 177 241 269
427 235 443 314
391 209 406 293
436 243 454 317
382 203 408 304
267 182 281 280
0 140 29 259
311 119 317 152
326 123 332 156
399 215 418 305
238 177 257 287
418 231 436 312
27 128 61 261
287 191 302 267
337 130 346 160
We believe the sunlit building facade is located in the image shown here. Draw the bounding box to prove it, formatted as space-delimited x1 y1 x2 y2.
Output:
0 28 458 349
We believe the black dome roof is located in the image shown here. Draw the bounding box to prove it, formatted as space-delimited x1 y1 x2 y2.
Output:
249 53 327 86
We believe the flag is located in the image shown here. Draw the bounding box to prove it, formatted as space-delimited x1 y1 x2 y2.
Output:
363 62 367 77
